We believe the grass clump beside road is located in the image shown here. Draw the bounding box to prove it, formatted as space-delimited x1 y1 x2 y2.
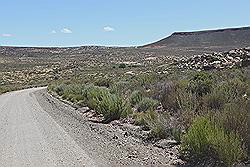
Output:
82 85 131 123
182 116 246 167
49 83 131 123
49 69 250 166
0 87 13 94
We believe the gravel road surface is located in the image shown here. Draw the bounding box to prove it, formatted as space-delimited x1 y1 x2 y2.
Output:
0 88 97 167
0 88 180 167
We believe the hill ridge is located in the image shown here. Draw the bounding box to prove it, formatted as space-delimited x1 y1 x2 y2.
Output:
172 26 250 36
144 26 250 48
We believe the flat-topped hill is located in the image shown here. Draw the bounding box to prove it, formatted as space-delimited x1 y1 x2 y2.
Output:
143 26 250 48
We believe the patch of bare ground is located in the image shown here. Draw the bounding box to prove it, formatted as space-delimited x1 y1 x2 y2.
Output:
34 89 184 166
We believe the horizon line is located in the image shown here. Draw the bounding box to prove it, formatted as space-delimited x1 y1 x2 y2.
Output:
1 25 249 48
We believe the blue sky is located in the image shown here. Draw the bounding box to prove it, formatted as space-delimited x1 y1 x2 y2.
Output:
0 0 250 47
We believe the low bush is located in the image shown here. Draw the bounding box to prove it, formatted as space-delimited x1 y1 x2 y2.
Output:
82 85 131 123
110 81 132 98
95 93 132 123
188 72 214 96
134 110 157 127
49 83 67 96
182 116 246 166
135 73 158 88
203 90 225 110
171 127 182 143
0 86 13 94
137 97 159 112
48 70 250 164
157 79 200 114
130 90 143 107
94 77 113 88
217 78 248 103
216 100 250 154
133 110 169 139
148 112 169 139
82 85 110 109
61 84 84 102
158 81 179 111
49 83 85 103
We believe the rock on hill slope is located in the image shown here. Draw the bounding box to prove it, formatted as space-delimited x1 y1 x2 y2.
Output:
144 26 250 48
175 47 250 70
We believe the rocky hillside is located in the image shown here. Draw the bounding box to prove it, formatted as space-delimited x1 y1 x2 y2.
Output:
144 26 250 48
175 47 250 70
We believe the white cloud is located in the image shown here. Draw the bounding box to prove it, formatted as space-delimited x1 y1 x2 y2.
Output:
103 26 115 32
51 30 57 34
61 28 72 33
1 34 13 37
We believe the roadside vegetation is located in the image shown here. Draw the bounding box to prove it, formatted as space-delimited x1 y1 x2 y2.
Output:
0 85 21 94
1 46 249 166
49 68 249 166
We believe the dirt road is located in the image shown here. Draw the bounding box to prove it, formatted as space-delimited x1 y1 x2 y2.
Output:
0 88 181 167
0 88 97 167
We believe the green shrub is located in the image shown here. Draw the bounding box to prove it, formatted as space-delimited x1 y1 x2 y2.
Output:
188 72 214 96
176 88 199 113
137 97 159 112
82 85 110 109
82 85 131 123
182 116 211 156
135 73 158 88
94 77 113 88
49 83 85 103
130 90 143 106
0 86 15 94
209 129 246 167
148 112 169 139
110 81 132 97
157 80 199 114
217 100 250 154
134 110 169 139
182 116 246 166
133 112 148 127
159 82 179 111
95 93 132 123
204 90 225 110
217 78 248 103
171 128 182 143
61 84 84 102
53 83 67 96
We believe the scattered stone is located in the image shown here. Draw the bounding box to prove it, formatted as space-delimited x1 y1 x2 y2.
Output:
154 139 178 149
77 107 90 113
172 159 185 166
124 131 129 137
127 151 138 159
113 134 118 139
110 120 122 126
176 47 250 70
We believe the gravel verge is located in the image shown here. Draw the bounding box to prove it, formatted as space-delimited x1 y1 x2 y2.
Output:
34 89 183 166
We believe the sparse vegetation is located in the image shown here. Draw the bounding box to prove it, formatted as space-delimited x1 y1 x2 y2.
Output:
49 83 131 123
182 116 246 167
1 45 249 166
48 68 249 166
130 90 143 107
137 97 159 112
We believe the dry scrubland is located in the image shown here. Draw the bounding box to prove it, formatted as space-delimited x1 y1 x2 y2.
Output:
0 46 215 93
0 45 250 166
49 67 249 166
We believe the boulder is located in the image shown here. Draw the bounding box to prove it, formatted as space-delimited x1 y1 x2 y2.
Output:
154 139 179 149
